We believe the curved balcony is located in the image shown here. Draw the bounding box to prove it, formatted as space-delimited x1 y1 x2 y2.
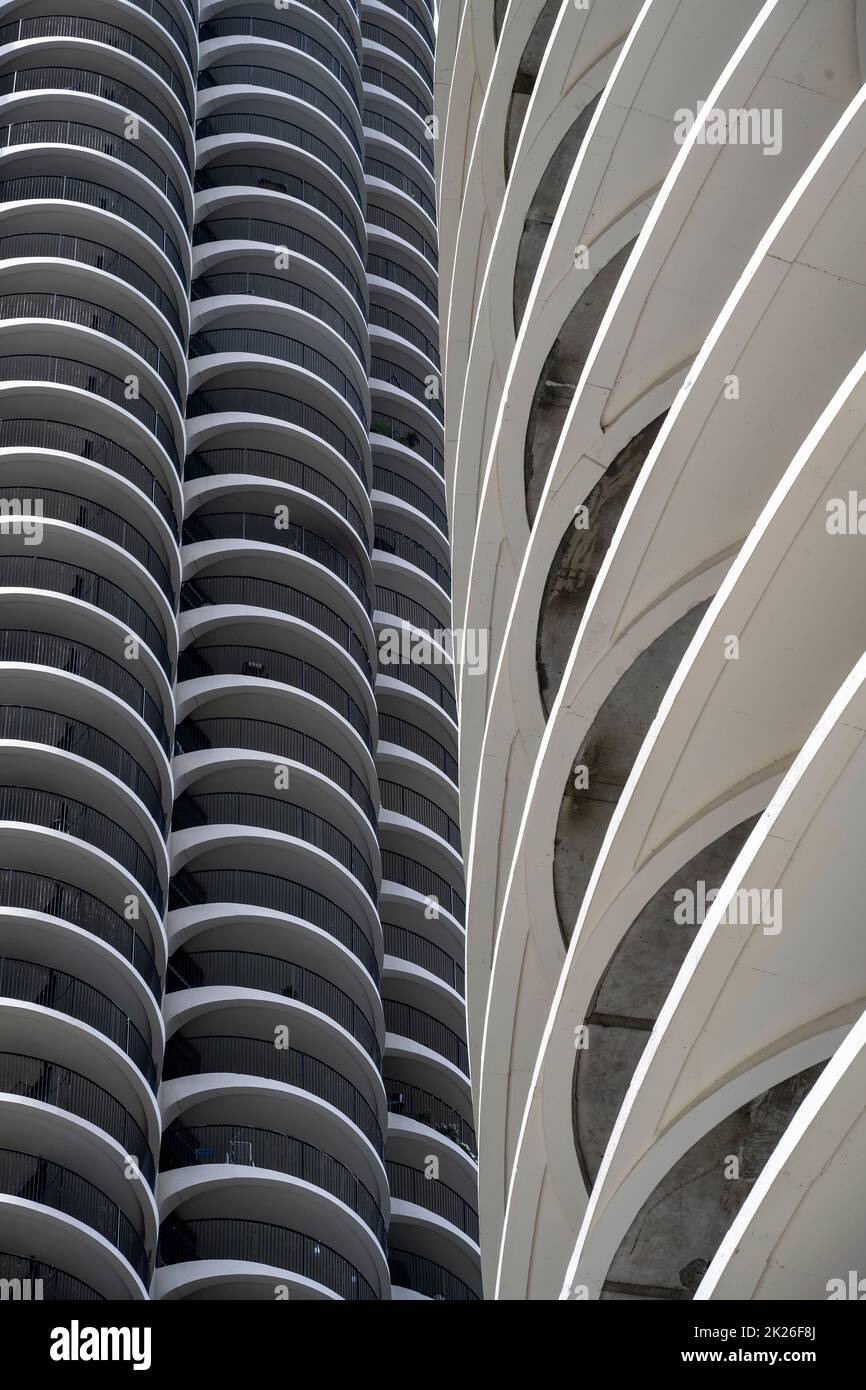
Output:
0 232 185 343
369 302 438 366
0 704 165 832
0 14 193 97
0 290 182 406
373 0 434 53
368 247 436 305
183 512 369 613
196 112 362 209
167 948 381 1066
0 1148 149 1285
373 465 446 534
292 0 359 60
132 0 195 71
188 326 364 423
0 486 174 603
192 272 365 364
162 1034 383 1155
377 647 456 725
176 644 373 755
186 386 365 481
0 555 172 679
199 17 361 110
0 1052 155 1187
181 574 371 681
364 108 433 175
158 1215 376 1299
0 67 191 175
384 923 463 995
0 867 160 1000
362 64 430 118
0 956 157 1089
360 21 432 92
379 780 461 854
160 1121 385 1246
0 628 171 758
371 356 441 423
378 713 456 784
170 869 378 984
384 999 469 1075
0 1250 102 1300
172 792 377 901
0 785 164 916
185 447 368 548
194 215 365 312
174 715 375 826
388 1248 478 1300
194 166 363 259
381 850 465 925
374 524 449 590
0 173 187 284
387 1161 478 1242
0 119 188 228
365 155 435 222
198 66 362 163
370 410 442 474
384 1076 476 1156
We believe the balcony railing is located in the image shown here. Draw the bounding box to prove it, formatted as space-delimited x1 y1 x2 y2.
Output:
185 446 368 546
379 779 461 853
0 119 188 226
194 215 365 311
373 465 446 535
174 714 376 825
186 385 365 481
365 155 435 219
375 585 448 644
132 0 195 69
384 999 469 1074
371 356 442 423
0 554 172 678
0 627 171 756
0 1051 155 1186
360 21 432 91
377 649 457 724
364 108 433 173
0 174 186 283
198 65 362 162
381 850 465 925
387 1161 478 1241
160 1121 385 1245
191 271 365 363
0 867 161 999
384 921 464 994
0 485 174 602
189 326 364 421
167 948 381 1065
0 1148 149 1284
172 792 377 900
180 573 371 680
368 246 437 303
176 643 373 754
196 112 362 207
183 512 370 612
374 524 449 589
169 869 379 983
199 17 360 109
369 301 439 366
0 957 156 1088
374 0 434 51
384 1076 476 1155
0 232 185 342
194 165 363 258
362 64 430 118
370 410 442 474
0 66 191 173
0 14 192 107
158 1215 376 1299
0 1251 102 1300
388 1248 479 1300
0 704 166 832
0 785 164 916
378 713 457 784
162 1034 383 1155
292 0 358 60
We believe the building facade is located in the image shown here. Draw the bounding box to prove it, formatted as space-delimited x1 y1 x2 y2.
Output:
438 0 866 1300
0 0 480 1301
